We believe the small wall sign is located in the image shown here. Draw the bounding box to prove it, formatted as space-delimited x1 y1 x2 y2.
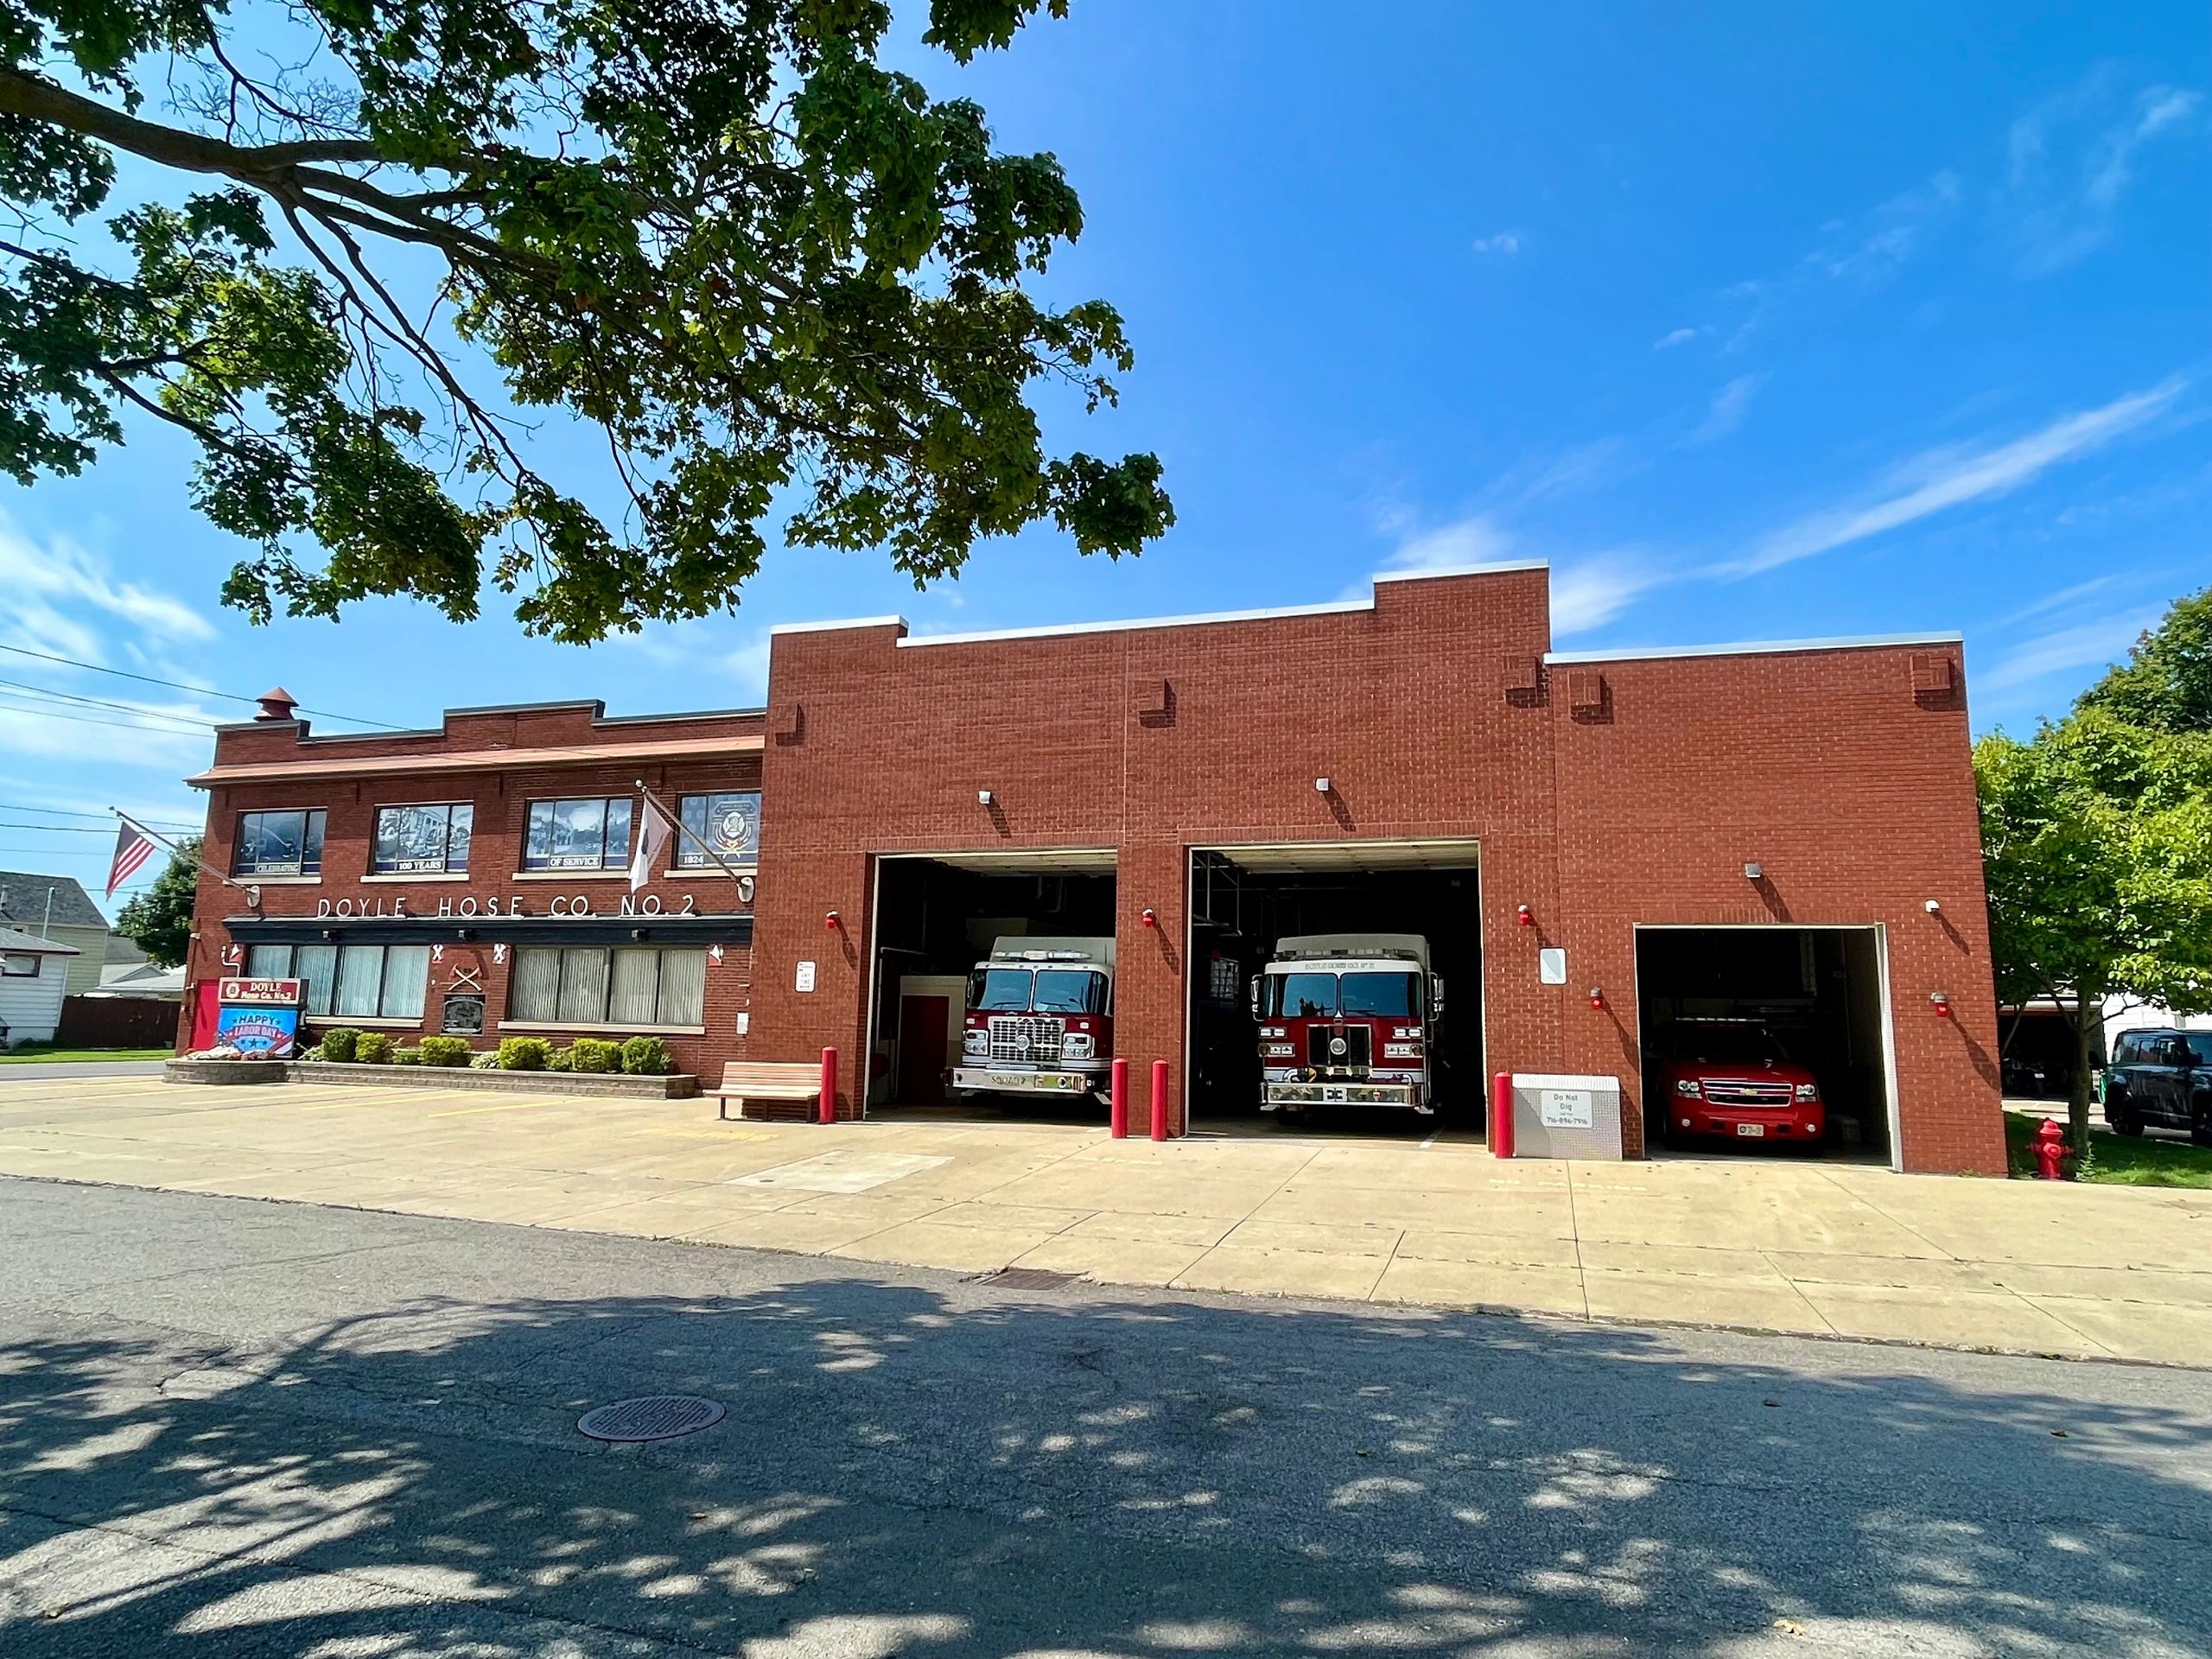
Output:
1539 1088 1594 1130
1537 947 1567 986
219 976 302 1007
795 960 817 993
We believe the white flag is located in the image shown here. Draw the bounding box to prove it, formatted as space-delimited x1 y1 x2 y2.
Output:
629 793 676 891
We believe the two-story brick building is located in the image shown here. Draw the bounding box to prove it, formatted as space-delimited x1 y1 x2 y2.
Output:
180 561 2008 1174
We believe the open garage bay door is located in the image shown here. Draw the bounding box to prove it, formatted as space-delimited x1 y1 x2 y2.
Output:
867 851 1117 1121
1187 840 1484 1135
1634 925 1896 1165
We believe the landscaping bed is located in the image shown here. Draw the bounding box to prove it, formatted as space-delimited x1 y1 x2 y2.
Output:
164 1057 698 1097
2004 1108 2212 1189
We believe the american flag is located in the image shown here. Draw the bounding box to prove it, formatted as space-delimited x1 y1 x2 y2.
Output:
106 817 158 899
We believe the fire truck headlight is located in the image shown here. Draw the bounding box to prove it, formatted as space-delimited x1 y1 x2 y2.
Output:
1262 1043 1294 1058
1063 1033 1094 1058
1392 1026 1418 1039
963 1029 988 1056
1382 1042 1421 1059
1260 1025 1284 1039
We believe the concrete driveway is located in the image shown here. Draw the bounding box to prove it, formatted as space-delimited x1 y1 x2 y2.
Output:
3 1073 2209 1365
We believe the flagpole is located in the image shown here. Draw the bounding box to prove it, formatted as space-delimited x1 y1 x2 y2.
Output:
633 781 756 889
110 810 264 911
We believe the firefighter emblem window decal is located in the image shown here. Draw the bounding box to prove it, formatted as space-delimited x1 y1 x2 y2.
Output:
677 791 760 868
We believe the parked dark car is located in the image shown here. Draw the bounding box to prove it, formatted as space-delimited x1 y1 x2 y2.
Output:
2102 1028 2212 1143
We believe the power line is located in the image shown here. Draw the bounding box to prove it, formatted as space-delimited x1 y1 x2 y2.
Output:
0 803 200 830
0 675 219 733
0 643 405 730
0 697 217 741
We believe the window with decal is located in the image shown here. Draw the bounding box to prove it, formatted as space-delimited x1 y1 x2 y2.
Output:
675 791 760 868
245 942 429 1020
507 946 707 1028
372 803 473 874
233 809 326 876
523 798 632 871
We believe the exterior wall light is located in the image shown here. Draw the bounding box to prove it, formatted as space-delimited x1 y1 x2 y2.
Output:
1929 990 1951 1018
1589 987 1605 1009
1141 907 1158 929
824 910 841 931
1924 899 1942 913
1517 904 1535 928
977 790 993 806
1313 777 1331 794
1742 861 1764 880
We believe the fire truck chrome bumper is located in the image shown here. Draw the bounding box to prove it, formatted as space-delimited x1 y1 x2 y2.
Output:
953 1067 1105 1096
1265 1081 1420 1109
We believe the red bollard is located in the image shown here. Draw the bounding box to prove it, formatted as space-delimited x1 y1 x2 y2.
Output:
1149 1058 1170 1141
1110 1058 1129 1139
2031 1117 2070 1180
1491 1071 1514 1160
818 1046 837 1125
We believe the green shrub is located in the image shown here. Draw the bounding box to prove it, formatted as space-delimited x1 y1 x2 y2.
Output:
393 1048 422 1066
320 1027 360 1063
569 1037 622 1074
548 1045 576 1072
620 1036 673 1076
355 1032 392 1065
418 1036 472 1068
498 1036 550 1071
469 1049 501 1070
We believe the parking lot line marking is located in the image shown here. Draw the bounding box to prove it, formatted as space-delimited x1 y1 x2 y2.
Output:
429 1098 571 1118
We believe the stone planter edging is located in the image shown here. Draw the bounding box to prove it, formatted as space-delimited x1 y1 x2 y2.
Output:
165 1058 698 1098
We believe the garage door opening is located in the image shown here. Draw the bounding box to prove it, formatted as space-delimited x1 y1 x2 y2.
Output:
1187 842 1484 1138
867 851 1117 1122
1634 926 1894 1164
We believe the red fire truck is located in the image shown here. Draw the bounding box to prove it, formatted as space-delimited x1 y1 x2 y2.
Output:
951 937 1116 1108
1253 933 1444 1120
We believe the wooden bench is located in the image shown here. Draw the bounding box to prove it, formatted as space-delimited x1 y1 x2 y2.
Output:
708 1060 823 1122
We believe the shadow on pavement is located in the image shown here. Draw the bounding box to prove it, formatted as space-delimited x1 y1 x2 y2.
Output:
1 1245 2206 1655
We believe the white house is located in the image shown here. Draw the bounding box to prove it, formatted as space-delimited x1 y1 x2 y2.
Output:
0 925 81 1047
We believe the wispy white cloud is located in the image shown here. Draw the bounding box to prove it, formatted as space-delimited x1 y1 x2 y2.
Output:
2004 75 2202 275
1381 515 1662 639
1808 171 1962 285
1684 375 1763 446
1722 378 2186 576
1471 230 1526 257
1979 608 2162 693
0 510 213 654
1652 327 1710 351
1382 514 1517 573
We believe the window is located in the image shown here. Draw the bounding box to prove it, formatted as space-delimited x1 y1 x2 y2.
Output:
524 798 632 871
1339 973 1421 1018
373 803 473 874
676 791 760 868
234 809 326 876
1032 969 1109 1015
2114 1034 2144 1065
1 952 39 977
1264 973 1339 1019
243 942 428 1020
2188 1035 2212 1066
508 945 706 1027
968 968 1033 1013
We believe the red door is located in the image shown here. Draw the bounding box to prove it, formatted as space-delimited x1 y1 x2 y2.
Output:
188 980 222 1052
897 996 950 1104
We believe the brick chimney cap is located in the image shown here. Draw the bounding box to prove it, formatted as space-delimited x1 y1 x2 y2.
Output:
254 686 299 721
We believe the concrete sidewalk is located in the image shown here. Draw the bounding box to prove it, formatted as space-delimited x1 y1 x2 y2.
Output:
3 1074 2209 1365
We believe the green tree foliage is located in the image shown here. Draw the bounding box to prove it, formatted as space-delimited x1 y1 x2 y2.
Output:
2078 585 2212 735
1977 711 2212 1148
112 835 199 967
0 0 1172 641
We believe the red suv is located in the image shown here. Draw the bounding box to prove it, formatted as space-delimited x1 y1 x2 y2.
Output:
1656 1019 1825 1147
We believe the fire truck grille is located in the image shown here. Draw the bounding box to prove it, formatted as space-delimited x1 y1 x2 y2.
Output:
988 1015 1065 1064
1700 1078 1793 1106
1306 1025 1372 1071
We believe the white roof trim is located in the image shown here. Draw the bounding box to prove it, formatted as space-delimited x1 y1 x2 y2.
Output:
1373 558 1548 584
894 597 1374 649
769 615 909 636
1546 631 1963 665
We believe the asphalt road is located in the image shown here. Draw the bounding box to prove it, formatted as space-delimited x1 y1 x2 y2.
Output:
0 1059 168 1080
1 1177 2206 1658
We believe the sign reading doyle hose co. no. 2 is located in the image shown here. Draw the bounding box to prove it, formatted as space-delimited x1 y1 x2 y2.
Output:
310 880 752 920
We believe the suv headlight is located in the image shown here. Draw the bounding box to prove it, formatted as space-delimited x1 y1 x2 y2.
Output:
1063 1033 1093 1059
1795 1083 1820 1102
1674 1078 1701 1097
963 1029 988 1055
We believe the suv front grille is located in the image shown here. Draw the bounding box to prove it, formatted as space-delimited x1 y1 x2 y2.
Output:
1306 1024 1372 1071
1701 1078 1793 1106
988 1014 1065 1064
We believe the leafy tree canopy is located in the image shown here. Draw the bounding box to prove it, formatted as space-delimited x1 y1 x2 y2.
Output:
2078 584 2212 735
0 0 1172 641
113 835 200 967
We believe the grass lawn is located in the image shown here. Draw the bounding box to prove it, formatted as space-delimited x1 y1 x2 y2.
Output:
0 1047 170 1065
2005 1107 2212 1189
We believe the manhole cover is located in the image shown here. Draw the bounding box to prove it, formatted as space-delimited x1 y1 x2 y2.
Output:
575 1395 727 1443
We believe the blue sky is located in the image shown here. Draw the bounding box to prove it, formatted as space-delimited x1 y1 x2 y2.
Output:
2 1 2205 913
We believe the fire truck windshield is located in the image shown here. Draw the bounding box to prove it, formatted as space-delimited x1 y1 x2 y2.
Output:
1263 971 1421 1019
969 969 1033 1012
1032 970 1109 1014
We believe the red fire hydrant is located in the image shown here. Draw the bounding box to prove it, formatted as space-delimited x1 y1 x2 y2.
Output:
2031 1117 2071 1181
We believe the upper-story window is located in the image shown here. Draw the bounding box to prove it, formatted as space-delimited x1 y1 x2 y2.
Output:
523 797 632 872
372 803 474 874
234 808 326 876
676 791 760 868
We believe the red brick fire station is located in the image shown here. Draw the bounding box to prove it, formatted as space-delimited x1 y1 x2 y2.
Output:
180 561 2008 1174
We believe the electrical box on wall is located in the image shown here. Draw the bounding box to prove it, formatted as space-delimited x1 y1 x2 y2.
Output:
1509 1073 1624 1160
